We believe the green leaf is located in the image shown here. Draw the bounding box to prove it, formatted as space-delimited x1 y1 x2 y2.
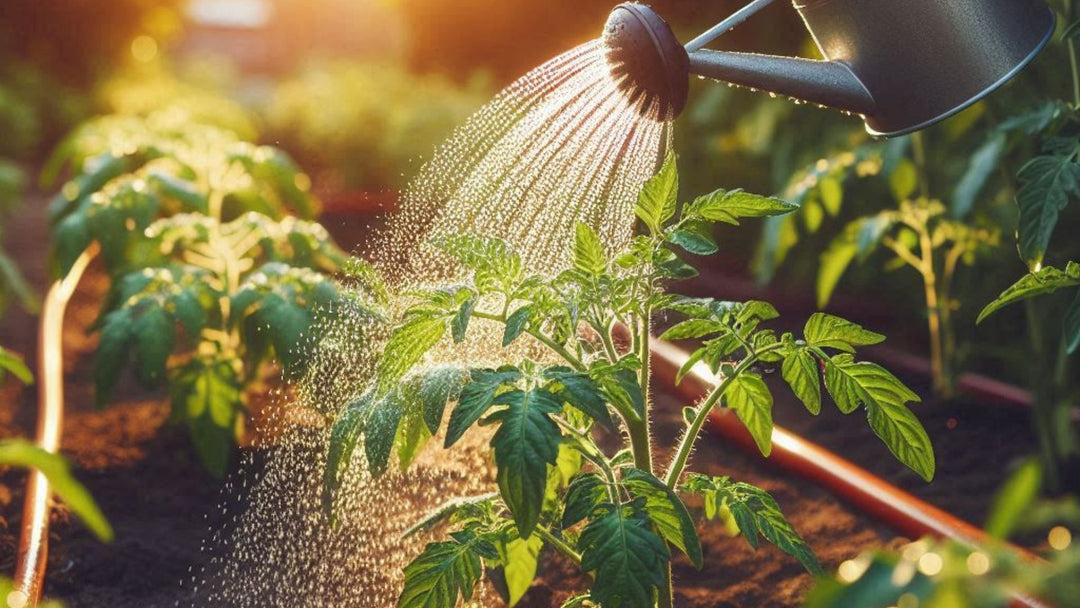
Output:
365 390 407 475
888 158 918 202
725 373 774 457
690 189 797 225
133 305 174 386
433 234 523 294
94 309 133 408
823 355 934 481
419 365 468 434
1016 144 1080 270
667 221 718 255
503 305 534 347
952 132 1006 218
488 388 563 537
635 150 678 234
682 474 820 574
622 468 703 569
545 367 615 430
324 393 370 515
816 230 858 309
398 531 490 608
379 315 447 394
985 457 1042 539
804 313 885 352
0 347 32 384
977 262 1080 323
171 358 242 478
260 298 312 381
1066 289 1080 354
597 367 645 421
445 367 522 447
782 347 821 415
396 408 432 471
573 222 607 276
501 533 544 606
658 319 726 341
579 499 670 608
563 472 607 528
451 296 476 344
0 439 113 542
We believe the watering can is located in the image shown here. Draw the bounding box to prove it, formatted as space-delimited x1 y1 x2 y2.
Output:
604 0 1056 136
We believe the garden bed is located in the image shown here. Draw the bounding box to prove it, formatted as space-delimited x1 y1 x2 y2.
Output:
0 197 1038 607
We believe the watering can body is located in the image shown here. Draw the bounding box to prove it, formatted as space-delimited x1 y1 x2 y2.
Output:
687 0 1056 136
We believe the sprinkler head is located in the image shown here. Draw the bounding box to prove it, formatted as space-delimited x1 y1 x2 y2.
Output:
603 3 689 121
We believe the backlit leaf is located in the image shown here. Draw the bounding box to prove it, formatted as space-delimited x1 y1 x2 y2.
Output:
398 530 491 608
635 150 678 234
1015 143 1080 270
782 347 821 415
804 313 885 352
445 366 522 447
977 262 1080 323
725 373 774 457
573 222 607 277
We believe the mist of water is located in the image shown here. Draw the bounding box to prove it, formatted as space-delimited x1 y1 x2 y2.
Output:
184 39 673 607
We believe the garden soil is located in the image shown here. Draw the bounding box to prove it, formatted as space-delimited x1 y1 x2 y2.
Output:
0 205 1037 607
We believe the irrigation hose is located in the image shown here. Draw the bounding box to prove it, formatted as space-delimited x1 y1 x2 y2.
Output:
9 247 96 608
648 337 1052 608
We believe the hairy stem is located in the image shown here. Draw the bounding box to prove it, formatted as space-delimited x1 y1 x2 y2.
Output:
472 310 587 371
535 526 582 565
662 343 784 488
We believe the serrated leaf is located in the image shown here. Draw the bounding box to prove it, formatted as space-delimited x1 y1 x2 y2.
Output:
451 296 476 343
1015 145 1080 270
597 367 645 421
398 531 490 608
635 151 678 234
580 500 670 608
682 474 820 574
622 468 703 569
419 365 468 434
725 373 774 457
977 262 1080 323
804 313 885 352
824 355 934 481
501 533 543 606
172 358 242 478
488 388 563 537
659 319 726 341
366 390 407 475
691 189 797 225
445 367 522 447
0 439 113 542
133 306 174 385
573 222 607 276
563 472 607 528
668 221 718 255
782 348 821 415
324 392 371 515
379 315 447 394
503 305 534 346
545 367 615 430
396 406 431 472
433 234 523 294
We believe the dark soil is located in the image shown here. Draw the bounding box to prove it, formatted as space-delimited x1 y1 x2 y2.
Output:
0 201 1039 607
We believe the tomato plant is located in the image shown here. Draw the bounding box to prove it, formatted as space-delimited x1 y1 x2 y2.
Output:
44 114 361 476
323 155 935 607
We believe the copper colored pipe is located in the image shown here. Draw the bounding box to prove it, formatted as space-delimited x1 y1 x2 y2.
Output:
9 247 96 608
649 337 1051 608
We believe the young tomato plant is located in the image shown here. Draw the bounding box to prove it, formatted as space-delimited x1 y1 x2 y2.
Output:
324 155 935 607
46 115 363 476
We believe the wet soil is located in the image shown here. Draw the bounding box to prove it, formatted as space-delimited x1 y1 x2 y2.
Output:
0 203 1039 607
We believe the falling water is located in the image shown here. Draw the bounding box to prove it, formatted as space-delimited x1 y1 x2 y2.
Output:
185 39 673 607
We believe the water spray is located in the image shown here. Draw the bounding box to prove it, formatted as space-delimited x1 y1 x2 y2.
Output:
603 0 1056 135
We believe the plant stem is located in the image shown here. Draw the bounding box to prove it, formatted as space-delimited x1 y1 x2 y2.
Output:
662 343 783 488
628 306 654 474
535 526 582 565
1068 0 1080 107
471 309 587 371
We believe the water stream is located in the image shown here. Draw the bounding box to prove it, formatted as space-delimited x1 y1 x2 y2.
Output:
185 38 673 607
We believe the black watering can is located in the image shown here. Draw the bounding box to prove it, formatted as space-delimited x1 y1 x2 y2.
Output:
604 0 1056 136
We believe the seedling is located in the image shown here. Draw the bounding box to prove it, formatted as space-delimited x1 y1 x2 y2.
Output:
324 155 935 607
46 114 362 475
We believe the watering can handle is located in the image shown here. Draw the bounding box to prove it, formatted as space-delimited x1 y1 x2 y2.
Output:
685 0 778 52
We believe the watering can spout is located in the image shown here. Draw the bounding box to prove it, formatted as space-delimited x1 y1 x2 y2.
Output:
687 50 876 116
603 0 1056 136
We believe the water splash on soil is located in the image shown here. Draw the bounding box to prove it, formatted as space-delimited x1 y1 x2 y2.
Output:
186 39 672 607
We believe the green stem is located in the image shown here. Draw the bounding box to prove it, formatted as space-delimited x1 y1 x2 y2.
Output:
472 310 587 371
662 343 784 488
630 305 654 473
535 526 582 565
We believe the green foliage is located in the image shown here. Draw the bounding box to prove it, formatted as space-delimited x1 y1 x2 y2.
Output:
0 439 112 541
398 529 495 608
978 262 1080 354
682 474 820 574
47 114 367 476
0 345 31 385
322 155 927 606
